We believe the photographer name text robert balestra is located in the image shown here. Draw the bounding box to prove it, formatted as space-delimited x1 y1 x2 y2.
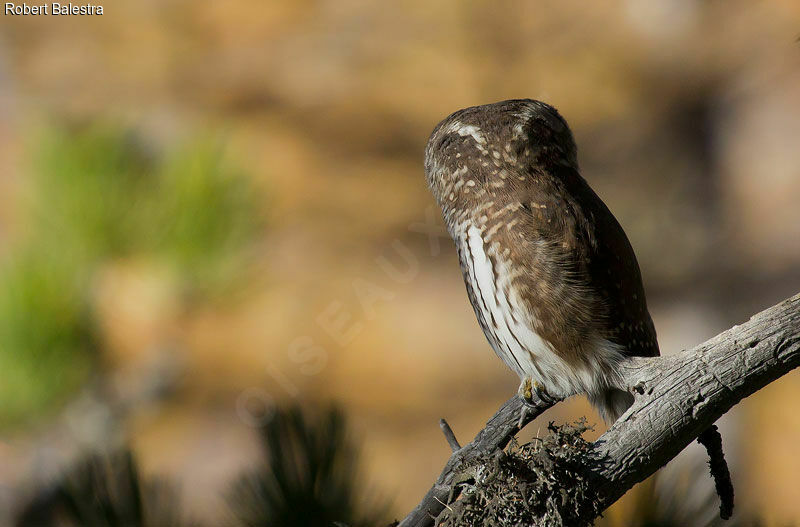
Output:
5 2 103 15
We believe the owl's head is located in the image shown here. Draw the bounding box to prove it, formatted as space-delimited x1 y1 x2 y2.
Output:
424 99 578 210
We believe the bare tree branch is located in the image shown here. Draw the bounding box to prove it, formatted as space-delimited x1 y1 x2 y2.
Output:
399 292 800 527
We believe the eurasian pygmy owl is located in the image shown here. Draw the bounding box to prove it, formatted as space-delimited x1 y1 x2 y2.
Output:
424 99 659 422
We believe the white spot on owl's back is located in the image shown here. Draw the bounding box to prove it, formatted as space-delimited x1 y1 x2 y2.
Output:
444 120 488 147
456 124 487 145
486 222 502 238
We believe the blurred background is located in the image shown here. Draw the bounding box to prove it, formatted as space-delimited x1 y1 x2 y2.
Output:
0 0 799 525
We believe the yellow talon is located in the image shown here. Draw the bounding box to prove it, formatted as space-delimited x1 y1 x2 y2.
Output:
523 378 533 401
520 378 557 405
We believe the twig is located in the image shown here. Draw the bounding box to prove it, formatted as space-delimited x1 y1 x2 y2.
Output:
439 419 462 452
697 425 734 520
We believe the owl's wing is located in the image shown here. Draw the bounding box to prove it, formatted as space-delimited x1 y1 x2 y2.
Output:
513 165 660 359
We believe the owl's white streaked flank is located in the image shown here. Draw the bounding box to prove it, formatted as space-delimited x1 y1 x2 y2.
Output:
424 99 659 423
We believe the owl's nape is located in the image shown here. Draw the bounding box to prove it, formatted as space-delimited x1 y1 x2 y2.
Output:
424 99 659 424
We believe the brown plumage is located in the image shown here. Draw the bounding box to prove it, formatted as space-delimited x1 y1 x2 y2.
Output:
424 99 659 422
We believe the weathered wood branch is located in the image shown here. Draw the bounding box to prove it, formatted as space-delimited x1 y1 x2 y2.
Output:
399 292 800 526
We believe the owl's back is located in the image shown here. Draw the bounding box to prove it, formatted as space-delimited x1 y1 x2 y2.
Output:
425 99 659 378
425 99 660 422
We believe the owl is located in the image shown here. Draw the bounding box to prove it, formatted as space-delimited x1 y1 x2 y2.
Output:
424 99 659 422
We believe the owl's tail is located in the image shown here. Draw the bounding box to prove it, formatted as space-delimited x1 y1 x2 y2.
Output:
589 388 634 424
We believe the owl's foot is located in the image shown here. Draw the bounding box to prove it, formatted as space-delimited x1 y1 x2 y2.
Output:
517 378 559 428
518 377 557 406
